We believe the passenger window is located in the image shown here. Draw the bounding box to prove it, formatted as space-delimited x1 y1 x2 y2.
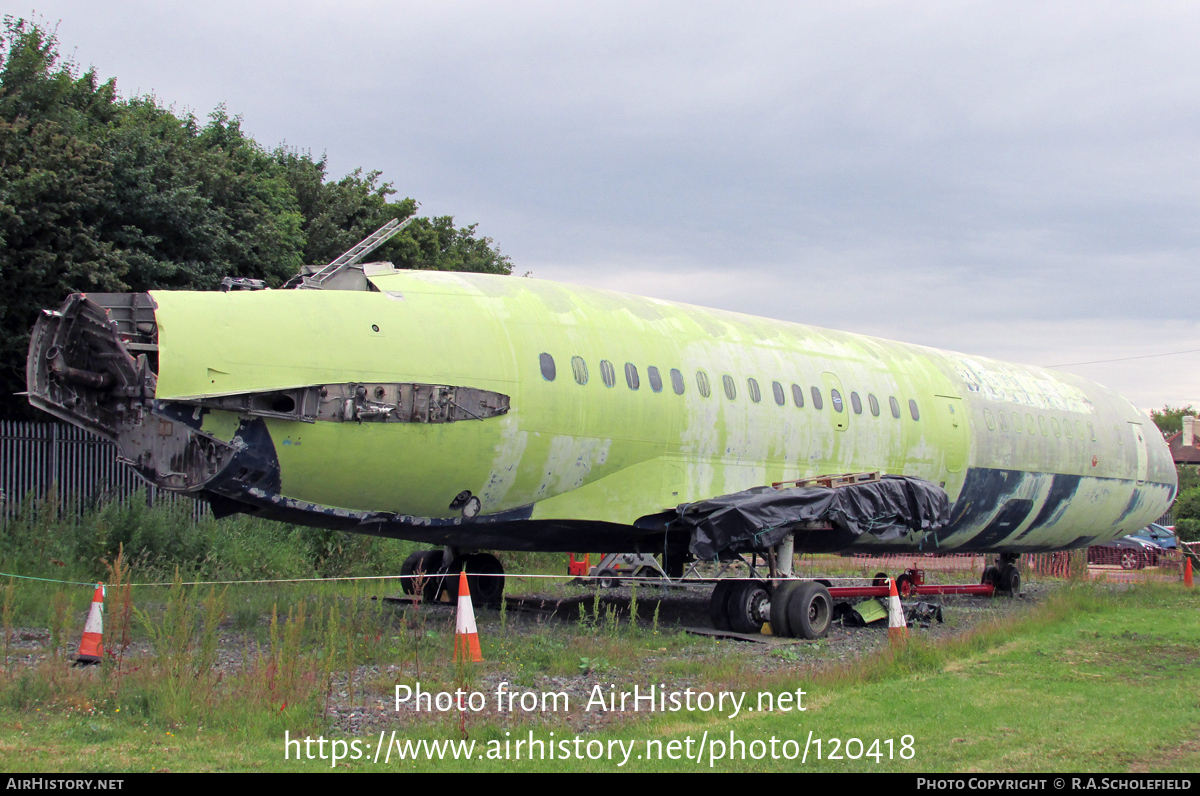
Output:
1064 418 1072 439
697 370 711 397
1075 419 1084 439
1039 415 1048 436
600 359 616 388
999 411 1008 432
850 391 862 414
868 394 879 417
908 399 920 421
1013 412 1021 433
539 353 556 381
625 362 640 390
648 366 663 393
1025 414 1036 434
791 384 805 408
748 378 761 403
889 396 901 418
571 356 588 385
722 375 737 400
670 368 685 395
811 387 824 410
1088 422 1095 441
984 408 995 430
772 381 785 406
831 389 844 412
1115 425 1123 445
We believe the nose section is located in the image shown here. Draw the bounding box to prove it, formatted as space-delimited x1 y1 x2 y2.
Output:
27 292 158 440
27 292 240 491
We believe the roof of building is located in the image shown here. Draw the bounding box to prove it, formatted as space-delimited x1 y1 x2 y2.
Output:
1165 430 1200 464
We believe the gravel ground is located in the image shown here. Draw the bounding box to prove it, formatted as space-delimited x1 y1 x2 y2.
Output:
4 577 1053 737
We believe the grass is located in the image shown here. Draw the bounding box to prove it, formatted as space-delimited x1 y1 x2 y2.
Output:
0 578 1194 772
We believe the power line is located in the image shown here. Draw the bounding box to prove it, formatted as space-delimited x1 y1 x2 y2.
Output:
1046 347 1200 368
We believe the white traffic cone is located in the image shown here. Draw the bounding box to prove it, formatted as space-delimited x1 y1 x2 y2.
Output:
453 571 483 663
887 578 908 645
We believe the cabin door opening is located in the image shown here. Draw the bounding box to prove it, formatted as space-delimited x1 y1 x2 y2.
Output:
934 395 967 473
1129 422 1148 485
820 372 848 431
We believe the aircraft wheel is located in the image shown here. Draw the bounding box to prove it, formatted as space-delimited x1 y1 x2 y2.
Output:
709 581 735 631
402 550 444 602
727 581 771 634
465 553 505 603
443 553 506 603
597 569 617 589
871 572 890 587
770 581 801 638
999 564 1021 597
981 565 1001 590
786 581 832 640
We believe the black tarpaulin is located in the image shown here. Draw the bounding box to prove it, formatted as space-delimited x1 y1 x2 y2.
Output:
678 475 951 560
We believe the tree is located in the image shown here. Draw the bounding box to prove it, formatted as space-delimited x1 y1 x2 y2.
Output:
1150 405 1197 438
0 17 511 418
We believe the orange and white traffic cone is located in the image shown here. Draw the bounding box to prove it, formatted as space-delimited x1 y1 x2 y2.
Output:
1185 556 1194 589
453 571 483 663
74 583 105 667
887 578 908 645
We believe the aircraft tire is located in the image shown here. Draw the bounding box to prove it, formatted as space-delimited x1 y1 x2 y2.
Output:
786 581 832 640
414 550 445 603
770 581 801 638
465 553 506 604
727 581 771 634
981 565 1001 591
597 569 617 589
871 572 890 587
400 551 426 595
709 581 736 631
999 565 1021 597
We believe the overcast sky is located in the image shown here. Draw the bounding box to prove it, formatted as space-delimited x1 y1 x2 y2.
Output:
17 1 1200 411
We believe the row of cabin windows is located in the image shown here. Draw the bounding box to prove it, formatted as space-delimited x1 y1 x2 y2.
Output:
982 407 1097 441
538 353 921 420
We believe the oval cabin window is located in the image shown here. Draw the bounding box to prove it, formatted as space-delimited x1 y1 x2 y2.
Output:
670 368 685 395
625 362 640 390
600 359 616 388
831 389 844 412
748 378 761 403
571 356 588 385
908 399 920 421
539 353 556 381
868 393 879 416
889 396 901 418
811 387 824 410
697 371 711 397
850 391 862 414
723 375 737 400
791 384 805 408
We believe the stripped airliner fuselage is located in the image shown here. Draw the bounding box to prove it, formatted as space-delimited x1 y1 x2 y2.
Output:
27 267 1175 563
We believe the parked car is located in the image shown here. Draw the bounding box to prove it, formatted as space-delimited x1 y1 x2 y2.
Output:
1129 523 1177 550
1087 534 1163 569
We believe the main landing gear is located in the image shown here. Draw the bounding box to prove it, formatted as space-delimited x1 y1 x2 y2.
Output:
981 553 1022 597
708 579 833 639
400 548 506 604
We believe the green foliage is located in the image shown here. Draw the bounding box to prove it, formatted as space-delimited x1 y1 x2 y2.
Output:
0 18 511 418
1150 405 1197 437
1173 518 1200 543
0 491 417 583
1172 486 1200 524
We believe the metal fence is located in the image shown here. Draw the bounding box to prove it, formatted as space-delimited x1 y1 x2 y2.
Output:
0 420 205 523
